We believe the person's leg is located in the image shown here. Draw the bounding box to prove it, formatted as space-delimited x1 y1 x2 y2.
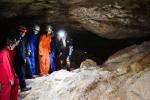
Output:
26 57 32 78
30 57 35 77
30 51 37 76
60 54 65 69
66 57 71 71
50 55 56 73
39 56 45 76
32 55 36 75
56 54 61 70
20 64 32 92
34 55 38 75
0 81 11 100
45 55 50 75
20 64 26 89
11 78 19 100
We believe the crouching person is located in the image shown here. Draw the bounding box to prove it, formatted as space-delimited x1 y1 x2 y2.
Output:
57 30 74 71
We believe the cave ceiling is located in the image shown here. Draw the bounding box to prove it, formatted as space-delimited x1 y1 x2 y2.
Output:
0 0 150 39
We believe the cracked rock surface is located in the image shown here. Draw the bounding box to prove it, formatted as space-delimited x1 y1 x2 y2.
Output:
0 0 150 39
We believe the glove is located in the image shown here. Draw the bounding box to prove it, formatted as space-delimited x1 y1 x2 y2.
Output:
59 52 62 56
24 59 27 64
27 50 31 56
10 80 14 86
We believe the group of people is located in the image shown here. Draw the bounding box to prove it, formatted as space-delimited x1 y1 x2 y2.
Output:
0 24 73 100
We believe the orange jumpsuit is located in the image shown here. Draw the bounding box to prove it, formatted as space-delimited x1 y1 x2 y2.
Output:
38 33 52 76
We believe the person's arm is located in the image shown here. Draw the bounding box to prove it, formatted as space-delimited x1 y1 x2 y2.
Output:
25 38 31 57
69 45 73 57
39 35 44 56
0 55 5 93
20 41 26 63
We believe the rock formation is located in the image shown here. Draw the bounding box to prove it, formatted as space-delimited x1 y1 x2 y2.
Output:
20 40 150 100
80 59 97 68
0 0 150 39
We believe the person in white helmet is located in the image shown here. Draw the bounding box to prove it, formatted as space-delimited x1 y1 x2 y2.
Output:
28 25 40 78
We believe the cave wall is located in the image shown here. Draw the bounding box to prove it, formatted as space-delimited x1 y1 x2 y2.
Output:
0 0 150 39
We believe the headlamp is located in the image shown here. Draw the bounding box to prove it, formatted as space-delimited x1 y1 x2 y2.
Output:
58 30 66 38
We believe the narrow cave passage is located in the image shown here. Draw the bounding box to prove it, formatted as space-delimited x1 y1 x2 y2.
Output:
64 28 150 68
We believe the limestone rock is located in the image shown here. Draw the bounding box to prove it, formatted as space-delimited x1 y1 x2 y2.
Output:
130 62 145 73
104 40 150 73
116 63 130 75
19 41 150 100
20 68 150 100
80 59 97 68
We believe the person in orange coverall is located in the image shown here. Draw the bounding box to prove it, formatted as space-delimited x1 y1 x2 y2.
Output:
38 25 52 76
0 34 20 100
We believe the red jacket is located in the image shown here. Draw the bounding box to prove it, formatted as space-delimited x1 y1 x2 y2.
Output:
0 47 14 83
0 47 19 100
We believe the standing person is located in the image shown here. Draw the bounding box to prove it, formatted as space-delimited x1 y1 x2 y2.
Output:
28 25 40 78
10 35 20 100
13 25 31 92
38 25 52 76
0 35 20 100
57 30 74 71
50 34 57 73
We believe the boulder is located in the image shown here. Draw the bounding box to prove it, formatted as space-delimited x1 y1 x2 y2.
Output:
80 59 97 68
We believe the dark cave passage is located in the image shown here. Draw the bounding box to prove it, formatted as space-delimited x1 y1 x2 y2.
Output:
65 28 150 67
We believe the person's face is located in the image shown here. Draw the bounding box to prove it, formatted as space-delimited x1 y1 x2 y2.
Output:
47 27 52 34
34 30 39 35
34 26 40 35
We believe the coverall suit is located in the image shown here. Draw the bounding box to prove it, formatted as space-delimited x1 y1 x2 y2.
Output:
0 47 19 100
38 33 51 76
28 33 39 76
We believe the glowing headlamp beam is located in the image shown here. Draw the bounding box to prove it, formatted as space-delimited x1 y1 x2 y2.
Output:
58 30 66 38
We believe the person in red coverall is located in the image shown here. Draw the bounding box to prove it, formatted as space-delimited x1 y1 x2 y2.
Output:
0 34 21 100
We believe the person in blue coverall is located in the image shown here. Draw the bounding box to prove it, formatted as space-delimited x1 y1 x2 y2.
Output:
50 34 57 73
28 25 40 77
13 25 31 92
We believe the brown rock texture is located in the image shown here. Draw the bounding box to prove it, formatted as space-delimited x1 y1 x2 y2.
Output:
0 0 150 39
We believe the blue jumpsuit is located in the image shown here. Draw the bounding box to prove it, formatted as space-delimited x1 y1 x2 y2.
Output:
28 33 38 76
50 40 56 73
